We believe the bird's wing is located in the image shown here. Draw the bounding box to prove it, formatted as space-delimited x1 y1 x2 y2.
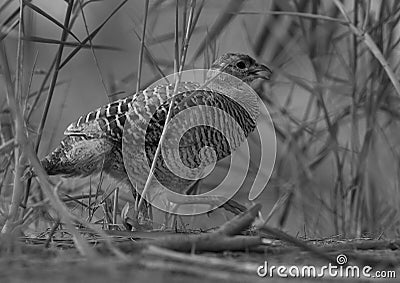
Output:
131 88 257 167
63 81 201 141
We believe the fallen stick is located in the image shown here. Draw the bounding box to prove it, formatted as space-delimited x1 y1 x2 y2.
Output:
113 203 263 253
259 225 337 263
316 239 400 252
259 226 400 268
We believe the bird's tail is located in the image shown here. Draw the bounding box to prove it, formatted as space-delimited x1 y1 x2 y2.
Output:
21 137 76 181
21 155 60 181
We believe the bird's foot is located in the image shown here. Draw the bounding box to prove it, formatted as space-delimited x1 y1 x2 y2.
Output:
121 201 153 231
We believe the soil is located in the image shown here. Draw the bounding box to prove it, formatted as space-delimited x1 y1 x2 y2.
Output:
1 234 399 283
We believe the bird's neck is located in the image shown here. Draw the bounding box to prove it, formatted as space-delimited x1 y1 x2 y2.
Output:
206 71 260 121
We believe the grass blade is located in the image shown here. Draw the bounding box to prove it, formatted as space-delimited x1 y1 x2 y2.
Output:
59 0 128 70
193 0 245 60
135 0 150 94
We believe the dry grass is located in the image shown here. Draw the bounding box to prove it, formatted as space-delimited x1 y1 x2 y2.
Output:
256 0 400 239
1 0 400 260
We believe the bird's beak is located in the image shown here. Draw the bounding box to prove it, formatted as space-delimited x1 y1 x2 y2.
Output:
250 63 272 80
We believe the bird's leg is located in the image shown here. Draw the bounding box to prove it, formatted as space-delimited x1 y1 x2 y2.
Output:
169 180 202 231
121 183 153 230
189 180 247 214
167 192 248 215
184 180 248 215
170 212 188 232
135 191 153 226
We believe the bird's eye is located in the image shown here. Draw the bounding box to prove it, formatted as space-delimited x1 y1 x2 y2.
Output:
236 61 246 69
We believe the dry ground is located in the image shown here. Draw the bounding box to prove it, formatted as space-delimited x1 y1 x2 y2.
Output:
1 233 399 283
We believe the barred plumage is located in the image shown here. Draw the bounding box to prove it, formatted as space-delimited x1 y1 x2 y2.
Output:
139 89 257 192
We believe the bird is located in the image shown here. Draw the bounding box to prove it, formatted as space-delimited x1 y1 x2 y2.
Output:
25 53 272 228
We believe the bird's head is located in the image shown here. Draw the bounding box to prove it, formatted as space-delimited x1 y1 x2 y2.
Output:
209 53 272 83
205 53 271 122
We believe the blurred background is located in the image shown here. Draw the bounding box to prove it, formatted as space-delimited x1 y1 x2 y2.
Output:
1 0 400 238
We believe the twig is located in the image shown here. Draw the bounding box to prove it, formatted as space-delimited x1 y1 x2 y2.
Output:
112 187 119 227
58 0 128 70
264 190 291 224
64 194 90 208
23 51 39 116
0 22 126 260
34 0 74 156
333 0 400 98
135 0 197 215
0 152 13 196
310 238 400 253
0 138 15 155
22 0 81 43
193 0 244 60
135 0 149 94
23 0 75 210
22 36 121 50
79 0 109 97
116 203 262 253
258 225 336 263
1 0 25 234
44 219 60 248
0 6 19 30
0 0 13 14
173 0 179 73
25 57 56 120
0 18 19 41
236 10 346 24
179 0 196 70
362 0 371 31
0 40 97 256
128 25 168 83
216 203 261 236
